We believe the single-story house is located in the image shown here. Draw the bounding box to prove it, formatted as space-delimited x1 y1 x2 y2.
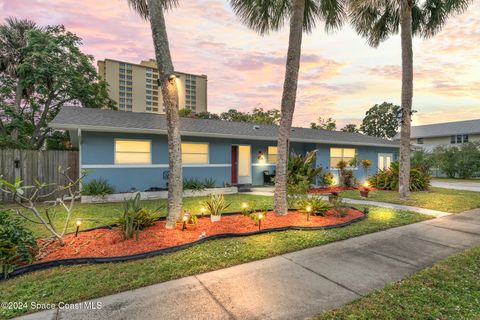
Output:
50 107 399 192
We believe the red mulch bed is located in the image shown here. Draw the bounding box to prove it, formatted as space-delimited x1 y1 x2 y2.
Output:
308 186 357 194
37 209 364 262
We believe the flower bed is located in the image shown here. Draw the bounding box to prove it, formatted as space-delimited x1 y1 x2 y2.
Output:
308 186 358 194
37 209 364 262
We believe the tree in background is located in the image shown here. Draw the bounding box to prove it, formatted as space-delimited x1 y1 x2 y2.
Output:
230 0 346 215
0 21 113 150
310 117 337 131
180 107 280 124
341 123 358 133
127 0 183 228
360 102 401 139
349 0 472 199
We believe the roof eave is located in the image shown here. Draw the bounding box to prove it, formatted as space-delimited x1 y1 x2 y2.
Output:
49 123 399 149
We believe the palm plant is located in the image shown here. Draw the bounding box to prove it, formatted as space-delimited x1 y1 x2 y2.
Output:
126 0 183 228
0 18 37 140
348 0 471 199
230 0 346 215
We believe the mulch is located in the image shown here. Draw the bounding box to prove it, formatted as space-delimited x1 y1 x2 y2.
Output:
308 186 357 194
37 209 364 262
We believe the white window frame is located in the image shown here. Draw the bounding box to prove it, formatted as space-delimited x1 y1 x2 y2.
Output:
181 142 209 165
114 139 152 165
330 147 357 169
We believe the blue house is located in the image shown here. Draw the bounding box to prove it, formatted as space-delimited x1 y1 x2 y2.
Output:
50 107 398 192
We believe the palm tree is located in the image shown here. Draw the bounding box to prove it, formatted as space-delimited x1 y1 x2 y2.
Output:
348 0 471 199
127 0 183 228
230 0 346 215
0 18 37 140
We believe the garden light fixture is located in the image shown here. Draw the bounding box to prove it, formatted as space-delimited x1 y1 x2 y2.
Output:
75 219 82 237
242 202 248 209
200 207 206 215
306 205 312 221
182 214 188 231
258 213 264 230
363 181 370 189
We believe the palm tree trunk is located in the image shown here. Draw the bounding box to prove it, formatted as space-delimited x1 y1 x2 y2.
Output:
274 0 305 215
399 0 413 199
11 78 24 141
147 0 183 228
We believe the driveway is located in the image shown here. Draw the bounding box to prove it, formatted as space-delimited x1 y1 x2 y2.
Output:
431 180 480 192
17 209 480 320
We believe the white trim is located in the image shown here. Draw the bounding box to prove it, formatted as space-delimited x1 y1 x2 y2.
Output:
49 123 399 148
252 163 276 167
114 138 152 165
81 164 231 169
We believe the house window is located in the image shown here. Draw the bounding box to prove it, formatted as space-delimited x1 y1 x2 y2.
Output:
268 146 278 163
451 134 469 144
417 138 424 144
181 143 208 164
330 148 356 168
115 140 151 164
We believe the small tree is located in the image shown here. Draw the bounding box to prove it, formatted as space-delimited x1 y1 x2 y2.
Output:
0 168 85 246
361 159 373 178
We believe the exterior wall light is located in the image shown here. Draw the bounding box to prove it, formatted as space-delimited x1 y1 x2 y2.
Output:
257 151 265 162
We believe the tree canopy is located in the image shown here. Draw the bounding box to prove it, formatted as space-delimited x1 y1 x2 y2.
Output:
360 102 401 139
0 20 114 150
179 107 280 125
310 117 336 131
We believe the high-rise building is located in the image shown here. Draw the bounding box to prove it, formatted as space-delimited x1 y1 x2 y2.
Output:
97 58 207 114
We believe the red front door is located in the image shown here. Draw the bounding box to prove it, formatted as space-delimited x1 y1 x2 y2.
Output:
231 146 238 185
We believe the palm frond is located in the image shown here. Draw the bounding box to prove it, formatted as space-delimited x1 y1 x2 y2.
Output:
126 0 179 20
420 0 472 37
318 0 346 33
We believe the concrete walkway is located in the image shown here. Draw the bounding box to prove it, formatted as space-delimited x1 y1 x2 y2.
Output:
431 180 480 192
242 190 451 218
17 209 480 320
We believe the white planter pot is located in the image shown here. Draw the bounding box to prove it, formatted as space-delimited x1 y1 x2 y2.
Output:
210 215 221 222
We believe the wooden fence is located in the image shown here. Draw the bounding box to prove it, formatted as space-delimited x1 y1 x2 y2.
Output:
0 149 79 202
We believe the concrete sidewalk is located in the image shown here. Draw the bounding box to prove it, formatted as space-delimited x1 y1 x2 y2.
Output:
17 209 480 320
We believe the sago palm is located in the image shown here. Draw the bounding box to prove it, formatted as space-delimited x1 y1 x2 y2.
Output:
127 0 183 228
348 0 471 199
230 0 346 215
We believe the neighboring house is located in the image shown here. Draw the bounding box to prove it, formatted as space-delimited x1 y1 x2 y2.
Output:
50 107 399 192
98 58 207 114
394 119 480 151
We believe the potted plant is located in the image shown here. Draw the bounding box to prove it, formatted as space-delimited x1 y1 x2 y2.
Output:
359 181 370 198
202 194 231 222
328 192 339 204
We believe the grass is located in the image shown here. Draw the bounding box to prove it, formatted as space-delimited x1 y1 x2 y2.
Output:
317 246 480 320
432 177 480 183
0 206 431 319
341 187 480 213
0 194 273 238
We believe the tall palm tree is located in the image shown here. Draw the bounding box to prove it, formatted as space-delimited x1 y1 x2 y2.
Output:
348 0 471 199
0 18 37 140
230 0 346 215
127 0 183 228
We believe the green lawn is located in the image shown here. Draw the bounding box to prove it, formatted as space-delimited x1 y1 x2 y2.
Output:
0 206 431 319
0 194 273 238
317 246 480 320
341 187 480 213
432 177 480 183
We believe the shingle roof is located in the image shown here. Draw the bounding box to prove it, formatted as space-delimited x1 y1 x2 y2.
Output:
50 107 399 148
400 119 480 139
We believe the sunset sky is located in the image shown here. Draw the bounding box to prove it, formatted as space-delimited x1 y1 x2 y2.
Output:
1 0 479 128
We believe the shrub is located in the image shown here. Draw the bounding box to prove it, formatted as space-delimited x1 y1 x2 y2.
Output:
203 178 216 189
82 178 114 196
456 142 480 179
287 150 323 195
296 196 332 216
117 192 159 240
410 150 434 174
369 161 431 191
183 178 205 191
332 197 350 217
202 194 231 216
320 172 335 188
342 169 357 188
0 211 38 279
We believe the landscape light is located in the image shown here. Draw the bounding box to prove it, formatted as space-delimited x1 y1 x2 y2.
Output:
258 213 264 230
306 205 312 221
242 202 248 209
363 181 369 188
75 219 82 237
200 207 206 215
182 214 188 231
